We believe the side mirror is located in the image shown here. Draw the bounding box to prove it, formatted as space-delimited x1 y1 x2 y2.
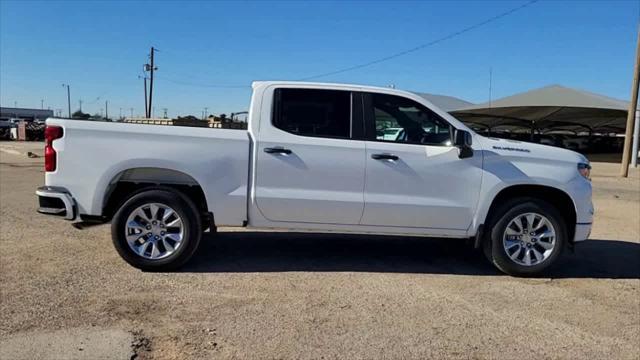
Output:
454 129 472 147
454 129 473 159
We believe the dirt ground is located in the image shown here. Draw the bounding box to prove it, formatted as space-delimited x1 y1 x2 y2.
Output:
1 141 639 360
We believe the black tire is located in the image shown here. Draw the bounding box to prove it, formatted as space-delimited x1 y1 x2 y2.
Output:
483 197 567 276
111 188 202 271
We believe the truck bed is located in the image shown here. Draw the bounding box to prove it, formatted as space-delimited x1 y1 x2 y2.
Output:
45 118 250 226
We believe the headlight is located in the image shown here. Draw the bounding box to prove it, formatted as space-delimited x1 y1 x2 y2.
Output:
578 163 591 180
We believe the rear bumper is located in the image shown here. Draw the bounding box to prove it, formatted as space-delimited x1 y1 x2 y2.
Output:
574 223 592 242
36 186 76 220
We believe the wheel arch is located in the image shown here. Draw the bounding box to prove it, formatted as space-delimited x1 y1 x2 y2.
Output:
101 167 211 223
481 184 577 244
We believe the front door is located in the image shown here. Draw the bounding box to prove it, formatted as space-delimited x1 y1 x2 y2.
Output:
360 92 483 230
254 87 366 224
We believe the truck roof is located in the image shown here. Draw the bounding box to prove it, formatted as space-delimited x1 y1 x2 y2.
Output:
251 80 415 97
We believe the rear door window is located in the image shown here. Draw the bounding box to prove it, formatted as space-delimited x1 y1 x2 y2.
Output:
273 88 352 139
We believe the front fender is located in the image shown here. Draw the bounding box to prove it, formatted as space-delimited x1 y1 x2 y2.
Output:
469 146 585 236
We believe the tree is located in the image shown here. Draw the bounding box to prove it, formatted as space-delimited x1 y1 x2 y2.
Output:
72 110 91 120
177 115 199 122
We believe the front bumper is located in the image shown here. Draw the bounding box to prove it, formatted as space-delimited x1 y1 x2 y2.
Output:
36 186 76 220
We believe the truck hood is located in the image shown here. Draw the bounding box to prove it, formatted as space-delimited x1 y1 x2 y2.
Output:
477 135 589 165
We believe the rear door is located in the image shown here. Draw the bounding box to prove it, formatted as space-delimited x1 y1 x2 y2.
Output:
360 92 483 230
253 87 366 224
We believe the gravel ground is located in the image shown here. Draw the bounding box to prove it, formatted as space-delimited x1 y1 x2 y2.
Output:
1 141 639 359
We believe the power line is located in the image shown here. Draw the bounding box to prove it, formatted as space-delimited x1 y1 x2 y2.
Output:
151 0 538 88
299 0 540 81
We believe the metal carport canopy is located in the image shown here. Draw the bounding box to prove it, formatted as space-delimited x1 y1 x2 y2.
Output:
450 85 629 133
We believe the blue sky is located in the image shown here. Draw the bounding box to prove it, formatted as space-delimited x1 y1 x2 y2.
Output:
1 0 638 118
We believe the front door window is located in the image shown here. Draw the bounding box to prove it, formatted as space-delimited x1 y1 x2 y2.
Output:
371 93 452 146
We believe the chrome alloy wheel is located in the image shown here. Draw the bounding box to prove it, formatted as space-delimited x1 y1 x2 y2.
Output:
502 212 556 267
125 203 184 260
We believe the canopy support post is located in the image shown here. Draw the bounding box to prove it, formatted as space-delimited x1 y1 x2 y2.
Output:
621 26 640 177
530 120 535 141
632 109 639 167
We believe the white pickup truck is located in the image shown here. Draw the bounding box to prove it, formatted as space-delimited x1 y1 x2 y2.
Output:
37 81 593 276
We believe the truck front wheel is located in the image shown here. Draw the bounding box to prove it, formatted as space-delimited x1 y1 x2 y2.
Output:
484 198 567 276
111 188 202 271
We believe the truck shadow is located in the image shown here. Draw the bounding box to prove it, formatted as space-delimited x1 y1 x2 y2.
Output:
184 232 640 279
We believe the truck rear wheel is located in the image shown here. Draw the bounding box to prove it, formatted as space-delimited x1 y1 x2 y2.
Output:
484 197 567 276
111 188 202 271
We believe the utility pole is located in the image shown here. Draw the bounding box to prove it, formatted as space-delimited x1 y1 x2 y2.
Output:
621 26 640 177
144 47 158 120
41 99 44 109
119 107 122 120
149 47 155 118
204 107 208 119
105 100 109 120
130 108 134 118
144 77 148 118
162 108 168 119
79 99 83 112
62 84 71 118
140 73 148 118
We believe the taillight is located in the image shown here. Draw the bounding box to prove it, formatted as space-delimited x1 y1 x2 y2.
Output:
44 125 63 172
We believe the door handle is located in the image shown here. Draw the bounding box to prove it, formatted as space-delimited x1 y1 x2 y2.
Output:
371 153 399 161
264 147 292 155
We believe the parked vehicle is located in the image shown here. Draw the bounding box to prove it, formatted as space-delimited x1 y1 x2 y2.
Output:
0 118 20 128
590 135 624 153
379 127 403 141
549 134 590 152
538 134 563 147
36 81 593 276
